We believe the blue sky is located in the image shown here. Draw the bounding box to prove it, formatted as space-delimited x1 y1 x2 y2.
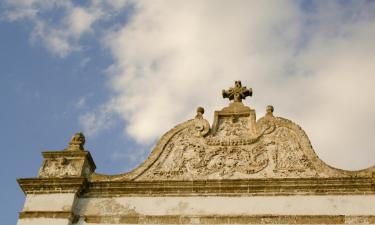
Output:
0 2 141 224
1 1 375 224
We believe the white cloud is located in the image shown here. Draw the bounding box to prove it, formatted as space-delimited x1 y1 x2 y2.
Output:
103 0 301 142
293 8 375 169
66 7 96 38
100 0 375 170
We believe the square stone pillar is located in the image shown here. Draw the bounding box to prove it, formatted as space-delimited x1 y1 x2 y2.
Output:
17 133 96 225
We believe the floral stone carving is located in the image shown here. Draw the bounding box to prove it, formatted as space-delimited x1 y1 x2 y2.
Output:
91 81 362 182
133 79 320 180
38 132 96 178
136 107 318 180
39 157 82 178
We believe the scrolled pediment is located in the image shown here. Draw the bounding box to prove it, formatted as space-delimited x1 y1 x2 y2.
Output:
90 81 375 182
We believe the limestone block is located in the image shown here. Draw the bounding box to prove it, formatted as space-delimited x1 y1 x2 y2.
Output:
17 218 71 225
76 195 375 216
23 193 76 212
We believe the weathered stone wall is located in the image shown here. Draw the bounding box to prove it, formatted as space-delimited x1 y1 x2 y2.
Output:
23 193 76 212
17 194 77 225
76 195 375 216
17 218 71 225
17 194 375 225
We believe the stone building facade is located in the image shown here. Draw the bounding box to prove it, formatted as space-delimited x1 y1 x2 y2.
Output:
17 81 375 225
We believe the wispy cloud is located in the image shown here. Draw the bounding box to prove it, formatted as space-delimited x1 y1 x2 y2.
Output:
75 96 87 109
78 102 115 137
79 57 91 68
3 0 131 57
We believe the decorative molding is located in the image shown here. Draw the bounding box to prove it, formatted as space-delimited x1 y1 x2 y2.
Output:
19 211 73 219
21 211 375 224
83 214 375 224
19 211 80 223
83 177 375 197
17 177 87 195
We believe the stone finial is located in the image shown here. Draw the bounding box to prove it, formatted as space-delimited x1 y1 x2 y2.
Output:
195 107 205 119
67 132 85 151
266 105 274 117
222 80 252 103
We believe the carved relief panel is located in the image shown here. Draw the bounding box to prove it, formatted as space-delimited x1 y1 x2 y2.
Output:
136 114 319 181
39 158 84 178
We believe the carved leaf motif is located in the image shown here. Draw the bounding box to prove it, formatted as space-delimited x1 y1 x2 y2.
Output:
39 158 81 178
216 117 251 138
271 127 316 176
139 125 271 180
137 116 320 180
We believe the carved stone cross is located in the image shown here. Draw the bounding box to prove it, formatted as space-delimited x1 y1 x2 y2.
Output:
222 81 252 102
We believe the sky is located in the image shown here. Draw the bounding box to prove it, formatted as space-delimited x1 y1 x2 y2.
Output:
1 0 375 224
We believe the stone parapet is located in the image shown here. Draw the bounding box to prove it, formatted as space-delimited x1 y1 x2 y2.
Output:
38 151 95 178
17 132 94 225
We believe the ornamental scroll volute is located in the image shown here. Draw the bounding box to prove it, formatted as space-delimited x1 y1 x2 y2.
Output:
135 82 324 181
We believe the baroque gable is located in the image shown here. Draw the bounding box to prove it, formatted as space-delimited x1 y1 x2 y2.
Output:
90 81 375 182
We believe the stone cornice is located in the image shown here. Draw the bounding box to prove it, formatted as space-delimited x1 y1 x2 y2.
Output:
19 211 73 219
18 212 375 224
17 176 375 196
17 177 87 195
83 177 375 197
18 211 80 223
82 215 375 224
